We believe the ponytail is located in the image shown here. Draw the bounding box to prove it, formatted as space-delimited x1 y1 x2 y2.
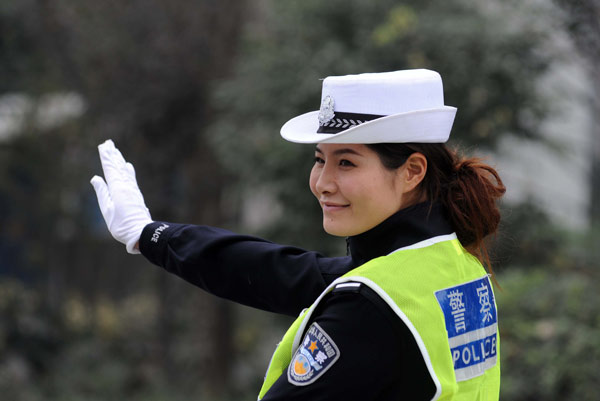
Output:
445 157 506 274
367 143 506 281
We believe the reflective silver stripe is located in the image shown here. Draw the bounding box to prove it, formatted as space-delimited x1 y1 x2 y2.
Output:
335 282 361 289
455 355 497 382
448 323 498 349
389 233 458 254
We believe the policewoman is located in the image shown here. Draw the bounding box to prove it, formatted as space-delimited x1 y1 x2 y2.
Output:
91 69 505 400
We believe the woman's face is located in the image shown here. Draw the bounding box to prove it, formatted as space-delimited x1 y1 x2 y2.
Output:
309 143 414 237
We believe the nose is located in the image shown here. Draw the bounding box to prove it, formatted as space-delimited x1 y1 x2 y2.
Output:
314 161 337 195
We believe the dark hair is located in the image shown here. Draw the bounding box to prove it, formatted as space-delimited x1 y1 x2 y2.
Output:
367 143 506 280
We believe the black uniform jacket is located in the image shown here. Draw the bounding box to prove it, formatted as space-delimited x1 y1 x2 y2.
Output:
139 202 454 400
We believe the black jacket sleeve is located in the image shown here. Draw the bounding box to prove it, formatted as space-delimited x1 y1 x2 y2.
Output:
261 284 436 400
139 221 354 316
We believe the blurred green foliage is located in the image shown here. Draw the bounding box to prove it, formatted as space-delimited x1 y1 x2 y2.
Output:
0 0 598 400
498 266 600 400
0 277 291 400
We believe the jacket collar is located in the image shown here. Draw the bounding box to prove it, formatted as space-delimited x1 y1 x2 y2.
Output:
347 201 454 266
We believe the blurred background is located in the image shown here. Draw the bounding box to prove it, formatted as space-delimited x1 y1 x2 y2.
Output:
0 0 598 399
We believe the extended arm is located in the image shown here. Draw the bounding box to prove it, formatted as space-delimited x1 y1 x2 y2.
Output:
139 221 352 316
91 140 353 316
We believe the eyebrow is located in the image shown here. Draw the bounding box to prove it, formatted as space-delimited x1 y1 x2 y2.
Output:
315 146 363 157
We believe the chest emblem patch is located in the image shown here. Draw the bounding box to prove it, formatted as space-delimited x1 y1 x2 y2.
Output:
287 322 340 386
435 275 498 382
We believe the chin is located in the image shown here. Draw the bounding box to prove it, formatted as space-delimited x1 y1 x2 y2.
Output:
323 228 347 237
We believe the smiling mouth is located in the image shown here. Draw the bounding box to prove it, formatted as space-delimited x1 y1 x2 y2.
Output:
321 202 350 211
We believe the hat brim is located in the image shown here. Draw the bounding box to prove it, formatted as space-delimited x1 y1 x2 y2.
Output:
280 107 457 144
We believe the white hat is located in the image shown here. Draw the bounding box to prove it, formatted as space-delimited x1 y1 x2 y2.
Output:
280 69 457 144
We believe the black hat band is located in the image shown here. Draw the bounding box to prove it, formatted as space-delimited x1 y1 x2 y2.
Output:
317 111 385 134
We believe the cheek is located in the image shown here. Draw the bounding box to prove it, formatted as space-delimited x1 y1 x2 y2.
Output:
353 176 400 212
309 167 319 198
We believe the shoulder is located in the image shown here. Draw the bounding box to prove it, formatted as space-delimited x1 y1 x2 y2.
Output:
319 281 420 346
305 282 436 395
265 282 437 399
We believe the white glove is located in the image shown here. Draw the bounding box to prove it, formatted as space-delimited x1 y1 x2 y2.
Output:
90 139 153 254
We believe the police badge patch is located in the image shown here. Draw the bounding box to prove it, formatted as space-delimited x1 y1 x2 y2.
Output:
288 323 340 386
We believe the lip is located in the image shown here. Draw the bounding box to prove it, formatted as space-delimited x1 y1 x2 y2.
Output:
320 201 350 212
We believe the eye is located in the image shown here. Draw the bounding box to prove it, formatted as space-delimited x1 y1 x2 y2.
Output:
339 159 356 167
314 156 325 165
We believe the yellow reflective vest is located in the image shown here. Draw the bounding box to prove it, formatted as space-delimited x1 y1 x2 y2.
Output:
258 233 500 400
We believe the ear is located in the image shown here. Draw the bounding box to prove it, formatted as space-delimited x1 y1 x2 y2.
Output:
401 152 427 193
